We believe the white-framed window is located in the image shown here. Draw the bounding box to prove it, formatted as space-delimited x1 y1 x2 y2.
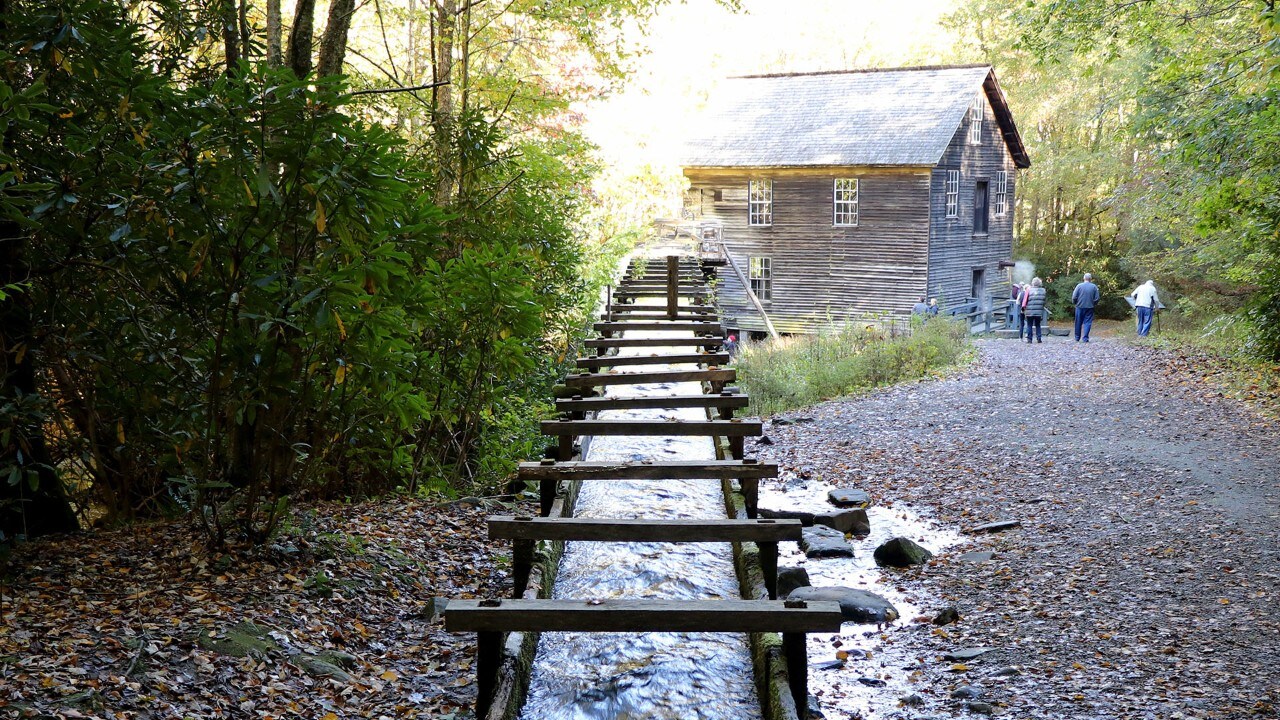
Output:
969 95 983 144
994 171 1009 216
945 170 960 218
833 178 859 226
748 179 773 227
749 256 772 301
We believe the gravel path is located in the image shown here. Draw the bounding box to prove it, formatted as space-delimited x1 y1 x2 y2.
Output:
757 335 1280 720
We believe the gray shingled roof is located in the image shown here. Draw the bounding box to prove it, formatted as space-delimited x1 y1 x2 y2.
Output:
682 65 1029 168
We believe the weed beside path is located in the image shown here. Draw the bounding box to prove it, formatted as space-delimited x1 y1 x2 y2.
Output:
754 335 1280 719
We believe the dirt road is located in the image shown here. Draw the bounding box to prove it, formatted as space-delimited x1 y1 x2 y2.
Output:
758 336 1280 719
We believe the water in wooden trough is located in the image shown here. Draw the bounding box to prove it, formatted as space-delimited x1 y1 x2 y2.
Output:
519 331 761 720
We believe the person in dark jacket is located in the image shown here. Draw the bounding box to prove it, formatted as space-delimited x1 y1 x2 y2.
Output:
1071 273 1101 343
1023 278 1047 343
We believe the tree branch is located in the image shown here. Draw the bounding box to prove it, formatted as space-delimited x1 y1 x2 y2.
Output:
348 80 451 96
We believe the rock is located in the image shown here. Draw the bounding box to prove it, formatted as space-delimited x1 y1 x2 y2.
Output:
805 695 826 719
901 694 925 707
315 650 359 671
967 701 995 715
964 519 1021 534
451 496 482 508
810 659 845 671
293 654 354 683
827 488 871 508
771 417 794 426
759 506 870 535
952 685 983 699
787 586 899 624
776 566 812 598
958 551 996 563
991 666 1021 677
944 647 998 662
800 525 854 558
933 606 962 625
816 508 870 535
873 537 934 567
755 435 774 446
197 621 281 658
857 677 886 687
758 507 817 524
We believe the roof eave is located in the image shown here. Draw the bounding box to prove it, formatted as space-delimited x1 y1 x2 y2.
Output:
982 70 1032 168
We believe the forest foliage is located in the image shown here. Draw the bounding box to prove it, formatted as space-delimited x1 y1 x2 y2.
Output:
0 0 691 544
945 0 1280 351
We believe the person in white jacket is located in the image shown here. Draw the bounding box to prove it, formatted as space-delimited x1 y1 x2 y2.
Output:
1131 280 1160 337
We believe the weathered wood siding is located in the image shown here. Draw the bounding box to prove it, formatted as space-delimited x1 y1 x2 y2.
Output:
684 168 931 334
927 92 1017 310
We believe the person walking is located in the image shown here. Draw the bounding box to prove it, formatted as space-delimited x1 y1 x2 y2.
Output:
1023 278 1047 343
1071 273 1101 343
911 296 929 316
1131 280 1160 337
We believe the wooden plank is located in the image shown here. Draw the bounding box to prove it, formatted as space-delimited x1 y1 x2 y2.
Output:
602 312 718 322
614 289 710 298
444 599 844 633
554 394 746 413
592 321 723 334
609 302 716 311
616 284 707 292
584 337 723 349
562 368 735 389
488 516 802 542
575 353 729 369
541 419 761 437
517 459 777 481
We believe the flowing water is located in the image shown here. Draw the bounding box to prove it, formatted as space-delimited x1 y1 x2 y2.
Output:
519 329 762 720
760 478 965 719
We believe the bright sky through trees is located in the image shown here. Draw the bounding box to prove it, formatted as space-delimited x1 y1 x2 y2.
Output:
582 0 959 170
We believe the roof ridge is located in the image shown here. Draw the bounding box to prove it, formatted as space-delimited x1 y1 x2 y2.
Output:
729 64 991 80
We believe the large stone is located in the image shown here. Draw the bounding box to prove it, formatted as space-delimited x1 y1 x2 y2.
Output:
873 537 934 567
965 519 1021 534
293 654 355 683
944 647 998 662
759 506 870 536
197 621 281 658
787 586 899 624
776 566 812 598
827 488 871 508
958 551 996 563
800 525 854 558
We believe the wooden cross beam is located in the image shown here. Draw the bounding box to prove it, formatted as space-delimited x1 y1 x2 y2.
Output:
445 598 843 718
488 515 800 598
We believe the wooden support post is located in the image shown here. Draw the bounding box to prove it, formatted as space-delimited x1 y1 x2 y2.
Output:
557 434 574 461
477 630 503 719
539 480 556 517
729 436 745 460
741 478 760 519
512 539 534 598
759 540 779 599
666 255 679 320
783 630 809 716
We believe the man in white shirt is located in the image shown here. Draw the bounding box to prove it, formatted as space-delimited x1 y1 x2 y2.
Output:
1131 280 1160 337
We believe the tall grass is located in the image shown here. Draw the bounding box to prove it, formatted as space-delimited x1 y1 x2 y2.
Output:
735 319 972 417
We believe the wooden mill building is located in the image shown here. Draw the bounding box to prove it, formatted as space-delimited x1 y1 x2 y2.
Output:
680 64 1031 335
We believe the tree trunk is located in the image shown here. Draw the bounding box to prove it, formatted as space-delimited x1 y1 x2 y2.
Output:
266 0 282 66
221 0 241 74
287 0 317 78
0 220 80 540
432 0 457 204
316 0 357 77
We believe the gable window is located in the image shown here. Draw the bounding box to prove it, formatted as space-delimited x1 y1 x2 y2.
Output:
833 178 859 226
749 256 772 301
748 179 773 227
994 171 1009 216
969 95 983 144
945 170 960 218
974 180 989 234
